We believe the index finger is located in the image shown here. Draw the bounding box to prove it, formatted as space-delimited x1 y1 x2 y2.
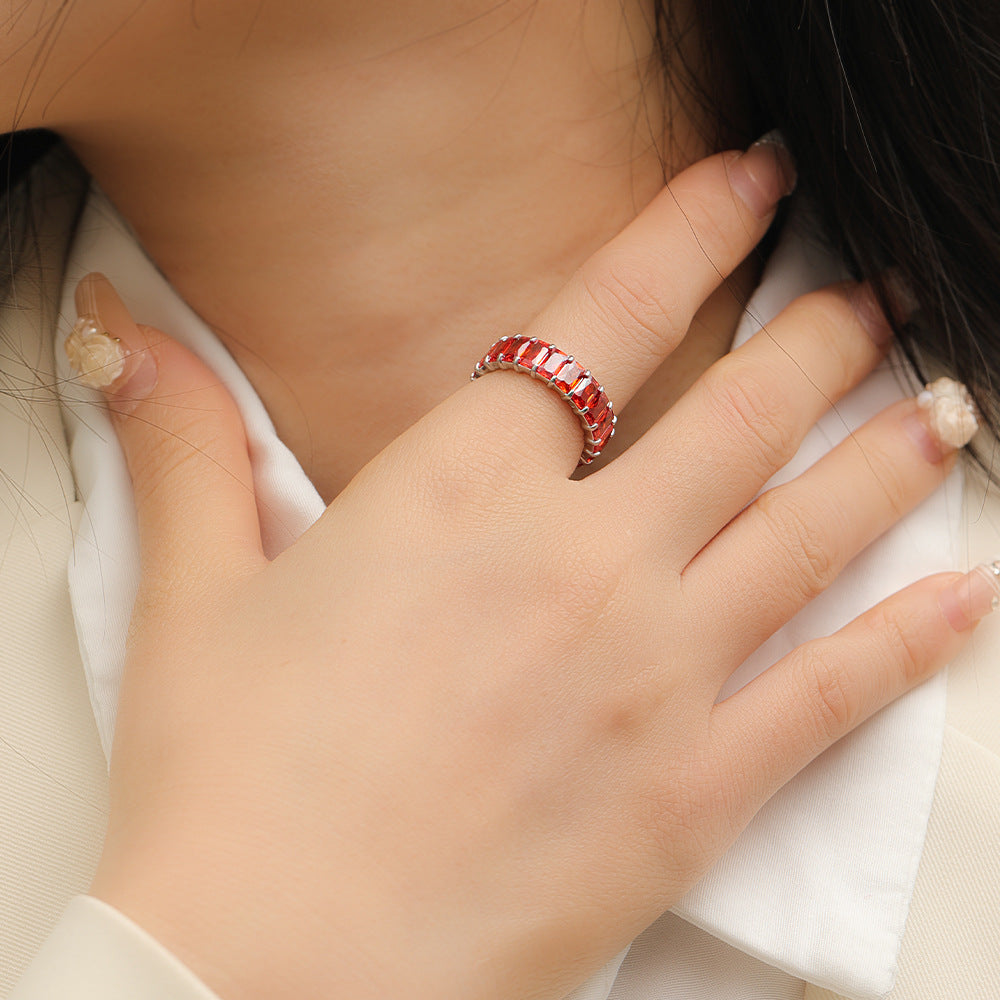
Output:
461 137 796 475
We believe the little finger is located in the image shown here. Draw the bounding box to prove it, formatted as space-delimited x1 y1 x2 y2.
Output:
710 566 999 801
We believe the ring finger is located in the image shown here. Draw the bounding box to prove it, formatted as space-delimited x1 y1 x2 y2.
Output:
682 392 968 670
452 140 796 476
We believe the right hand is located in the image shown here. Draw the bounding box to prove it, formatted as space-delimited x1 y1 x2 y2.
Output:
74 140 986 1000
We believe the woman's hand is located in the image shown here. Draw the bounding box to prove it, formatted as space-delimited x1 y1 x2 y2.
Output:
74 142 988 1000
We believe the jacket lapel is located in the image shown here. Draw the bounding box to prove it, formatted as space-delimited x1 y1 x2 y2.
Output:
0 152 108 994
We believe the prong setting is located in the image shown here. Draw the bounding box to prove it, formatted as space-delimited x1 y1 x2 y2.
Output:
471 336 615 465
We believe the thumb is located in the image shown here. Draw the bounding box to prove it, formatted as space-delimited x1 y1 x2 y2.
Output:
69 273 265 598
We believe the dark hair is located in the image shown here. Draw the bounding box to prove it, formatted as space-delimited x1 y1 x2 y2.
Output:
4 2 1000 461
2 127 74 281
656 0 1000 464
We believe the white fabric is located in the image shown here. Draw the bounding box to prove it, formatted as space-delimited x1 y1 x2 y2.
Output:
609 912 805 1000
55 187 960 1000
10 896 223 1000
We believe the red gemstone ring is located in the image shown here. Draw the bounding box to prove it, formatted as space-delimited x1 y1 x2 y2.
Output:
471 336 616 465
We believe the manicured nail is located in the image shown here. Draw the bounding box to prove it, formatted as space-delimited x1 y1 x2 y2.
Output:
843 273 919 350
69 273 158 412
917 377 979 449
939 560 1000 632
728 130 797 219
846 282 895 348
903 377 979 463
882 268 920 324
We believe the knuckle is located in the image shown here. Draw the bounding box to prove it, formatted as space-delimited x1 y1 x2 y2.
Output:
864 603 932 687
577 251 686 360
588 675 656 745
701 364 799 473
782 287 864 384
798 646 859 743
756 493 841 599
355 419 522 541
541 531 631 627
416 455 490 520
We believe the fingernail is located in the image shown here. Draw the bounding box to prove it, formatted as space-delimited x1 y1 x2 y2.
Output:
902 378 979 463
69 273 158 412
728 130 797 220
912 377 979 457
843 273 919 349
939 560 1000 631
846 282 895 348
882 268 920 324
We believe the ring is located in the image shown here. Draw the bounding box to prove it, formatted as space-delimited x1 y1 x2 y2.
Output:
471 336 616 465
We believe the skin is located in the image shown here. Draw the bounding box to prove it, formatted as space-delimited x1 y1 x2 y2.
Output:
4 2 993 997
6 0 748 500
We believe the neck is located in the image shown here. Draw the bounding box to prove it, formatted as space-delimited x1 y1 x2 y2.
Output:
41 0 750 500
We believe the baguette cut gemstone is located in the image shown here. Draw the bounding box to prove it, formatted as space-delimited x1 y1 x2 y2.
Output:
517 340 551 370
536 351 568 380
498 337 524 363
592 422 615 451
552 360 586 395
485 339 508 364
574 378 601 413
587 397 610 428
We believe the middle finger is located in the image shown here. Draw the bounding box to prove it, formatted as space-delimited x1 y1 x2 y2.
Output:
682 393 963 671
600 280 897 563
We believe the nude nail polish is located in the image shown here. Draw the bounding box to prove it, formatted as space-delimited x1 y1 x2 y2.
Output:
68 273 158 409
728 131 798 220
939 561 1000 631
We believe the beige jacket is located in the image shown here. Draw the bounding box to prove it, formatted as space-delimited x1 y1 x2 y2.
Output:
2 169 999 1000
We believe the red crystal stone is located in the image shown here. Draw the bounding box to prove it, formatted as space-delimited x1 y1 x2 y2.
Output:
498 337 527 363
536 349 569 380
552 360 585 395
587 396 610 428
476 336 615 463
592 418 615 450
572 378 602 413
485 339 509 363
516 340 551 370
